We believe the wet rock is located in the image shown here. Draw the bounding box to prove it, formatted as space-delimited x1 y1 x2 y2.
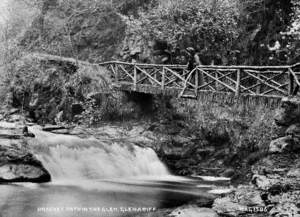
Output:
269 136 294 153
252 174 280 191
170 205 219 217
0 164 50 182
234 186 265 206
22 126 35 138
268 191 300 205
0 142 51 183
213 197 247 217
269 202 300 217
251 174 300 195
285 124 300 138
212 186 266 216
274 97 300 126
221 168 236 178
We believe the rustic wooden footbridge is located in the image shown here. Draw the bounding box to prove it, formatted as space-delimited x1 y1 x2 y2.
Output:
30 53 300 99
99 61 300 99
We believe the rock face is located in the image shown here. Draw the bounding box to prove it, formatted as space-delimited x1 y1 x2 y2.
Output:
270 97 300 153
0 127 51 183
212 97 300 217
212 186 265 217
274 97 300 126
269 136 294 153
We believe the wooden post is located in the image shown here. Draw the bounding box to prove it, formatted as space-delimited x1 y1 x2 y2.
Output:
195 69 199 96
235 69 241 97
133 65 137 91
161 67 165 90
111 64 118 82
256 73 261 94
214 71 218 90
289 69 294 96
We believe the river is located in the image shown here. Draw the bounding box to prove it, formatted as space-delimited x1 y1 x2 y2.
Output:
0 126 229 217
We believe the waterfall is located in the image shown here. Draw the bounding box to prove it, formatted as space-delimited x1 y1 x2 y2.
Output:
28 128 169 182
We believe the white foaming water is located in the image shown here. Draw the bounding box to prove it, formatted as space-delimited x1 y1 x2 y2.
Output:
28 127 169 183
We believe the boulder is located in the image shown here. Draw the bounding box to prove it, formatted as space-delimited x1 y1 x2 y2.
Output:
269 136 294 153
286 124 300 138
0 142 51 183
213 197 247 217
274 97 300 126
170 206 219 217
0 164 50 182
285 124 300 148
221 168 235 178
252 174 300 195
234 186 265 206
212 185 265 216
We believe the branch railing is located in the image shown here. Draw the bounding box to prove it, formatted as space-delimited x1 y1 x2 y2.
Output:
99 61 300 98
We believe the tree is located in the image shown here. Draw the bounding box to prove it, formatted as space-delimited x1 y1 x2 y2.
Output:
125 0 240 64
282 0 300 64
237 0 294 65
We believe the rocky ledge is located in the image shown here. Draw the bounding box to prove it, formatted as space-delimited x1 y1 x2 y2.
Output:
0 120 51 183
210 97 300 217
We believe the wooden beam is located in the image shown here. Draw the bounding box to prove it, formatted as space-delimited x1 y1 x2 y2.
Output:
197 71 235 90
244 71 288 95
137 69 158 84
162 67 165 90
119 64 134 80
262 83 288 95
135 66 161 86
164 67 196 88
199 69 236 92
288 68 300 86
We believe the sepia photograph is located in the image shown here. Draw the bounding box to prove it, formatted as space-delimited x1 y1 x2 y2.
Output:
0 0 299 216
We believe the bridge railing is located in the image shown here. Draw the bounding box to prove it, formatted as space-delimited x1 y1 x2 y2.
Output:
100 61 300 98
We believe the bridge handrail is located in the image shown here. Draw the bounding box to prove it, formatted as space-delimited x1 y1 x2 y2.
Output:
99 60 300 71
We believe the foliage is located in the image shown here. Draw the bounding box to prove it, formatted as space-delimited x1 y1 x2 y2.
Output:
281 0 300 64
237 0 294 65
125 0 240 64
